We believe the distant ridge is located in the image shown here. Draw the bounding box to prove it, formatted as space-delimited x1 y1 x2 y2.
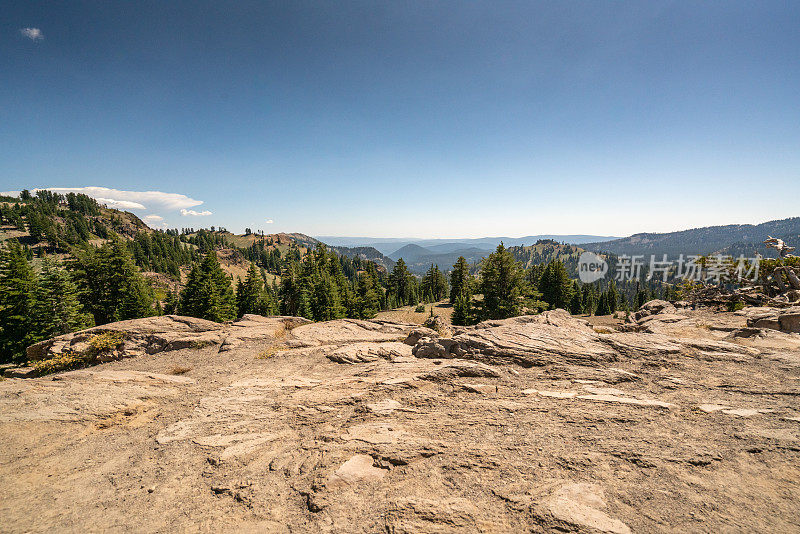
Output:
584 217 800 257
316 235 620 256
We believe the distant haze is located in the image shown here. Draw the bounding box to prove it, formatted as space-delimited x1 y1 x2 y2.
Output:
316 235 619 256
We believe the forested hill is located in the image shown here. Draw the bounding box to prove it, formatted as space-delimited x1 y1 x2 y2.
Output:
585 217 800 258
0 191 329 283
508 240 585 273
330 246 394 271
0 190 400 364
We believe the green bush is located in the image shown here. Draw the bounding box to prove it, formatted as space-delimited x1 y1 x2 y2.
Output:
33 349 93 375
88 331 126 356
32 331 126 376
727 301 745 312
414 305 426 313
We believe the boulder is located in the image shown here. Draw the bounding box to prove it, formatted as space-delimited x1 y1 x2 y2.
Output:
413 310 618 367
402 327 438 346
634 299 677 322
421 314 453 337
745 306 800 333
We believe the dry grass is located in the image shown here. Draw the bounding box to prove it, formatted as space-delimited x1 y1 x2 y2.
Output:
593 327 615 334
374 300 454 325
258 346 289 359
273 327 287 339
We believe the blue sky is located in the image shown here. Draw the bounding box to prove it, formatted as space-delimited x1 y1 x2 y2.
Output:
1 1 798 237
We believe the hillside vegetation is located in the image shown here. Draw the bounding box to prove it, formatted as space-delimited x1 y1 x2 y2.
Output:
585 217 800 257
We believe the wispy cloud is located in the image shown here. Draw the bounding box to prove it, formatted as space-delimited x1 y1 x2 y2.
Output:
96 197 146 210
20 28 44 41
181 209 213 216
32 186 206 211
143 215 164 222
265 219 274 224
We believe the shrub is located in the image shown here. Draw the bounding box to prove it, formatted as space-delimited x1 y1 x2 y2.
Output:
414 305 426 313
727 301 745 312
32 331 126 376
88 331 126 357
33 349 94 375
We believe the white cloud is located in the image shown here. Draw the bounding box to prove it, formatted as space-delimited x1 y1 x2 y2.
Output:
265 219 274 224
20 28 44 41
32 186 206 211
143 215 164 222
96 197 146 210
181 209 213 216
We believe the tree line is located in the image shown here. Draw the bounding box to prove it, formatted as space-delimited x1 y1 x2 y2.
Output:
448 243 676 325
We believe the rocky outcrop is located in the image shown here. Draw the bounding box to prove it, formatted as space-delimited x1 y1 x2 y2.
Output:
25 315 227 370
2 308 799 532
745 306 800 333
24 315 314 375
412 310 619 366
633 299 677 321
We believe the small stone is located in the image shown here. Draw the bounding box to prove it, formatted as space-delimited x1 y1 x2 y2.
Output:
329 454 388 486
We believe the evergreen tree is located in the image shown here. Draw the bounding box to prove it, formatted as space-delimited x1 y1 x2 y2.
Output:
451 292 473 326
478 243 526 320
163 289 179 315
606 279 618 314
449 256 471 304
178 251 236 322
72 236 155 325
236 263 262 316
0 241 37 362
421 264 448 303
569 280 583 315
356 270 381 319
387 258 414 307
596 291 611 316
32 259 93 341
539 260 574 310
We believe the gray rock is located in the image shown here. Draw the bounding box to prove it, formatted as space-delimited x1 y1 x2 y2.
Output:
634 299 677 322
403 327 438 346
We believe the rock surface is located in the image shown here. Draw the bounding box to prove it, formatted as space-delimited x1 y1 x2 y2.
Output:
745 306 800 333
1 308 799 532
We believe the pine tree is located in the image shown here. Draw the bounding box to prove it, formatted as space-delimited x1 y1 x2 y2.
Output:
71 236 155 325
539 260 574 310
421 264 448 303
606 280 618 314
596 291 611 316
163 289 179 315
0 241 37 362
451 292 473 326
236 263 262 317
387 258 413 307
569 280 583 315
356 270 381 319
478 243 526 320
449 256 470 304
32 259 93 341
178 251 236 322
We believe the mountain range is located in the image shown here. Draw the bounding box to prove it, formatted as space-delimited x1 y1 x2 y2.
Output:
316 217 800 274
315 235 621 256
583 217 800 258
